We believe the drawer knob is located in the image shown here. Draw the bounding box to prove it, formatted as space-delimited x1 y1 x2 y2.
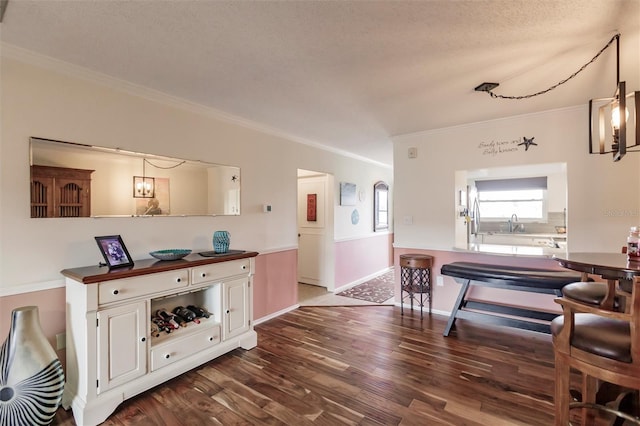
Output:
209 337 213 341
226 309 230 314
241 265 247 270
112 289 119 295
164 354 170 359
201 272 206 278
176 278 182 283
140 337 146 342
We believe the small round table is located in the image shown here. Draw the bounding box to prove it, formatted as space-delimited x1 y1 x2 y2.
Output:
399 254 433 318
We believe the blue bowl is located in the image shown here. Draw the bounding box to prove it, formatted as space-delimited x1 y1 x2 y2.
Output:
149 249 192 261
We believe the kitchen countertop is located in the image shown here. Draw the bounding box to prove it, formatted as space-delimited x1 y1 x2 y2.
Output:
458 243 567 258
477 232 567 239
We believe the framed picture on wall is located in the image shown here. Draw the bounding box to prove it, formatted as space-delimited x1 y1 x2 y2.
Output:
307 193 317 221
95 235 134 268
340 182 357 206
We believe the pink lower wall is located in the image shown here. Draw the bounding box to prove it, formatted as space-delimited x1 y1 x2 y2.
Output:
393 248 590 314
252 249 298 321
0 287 67 370
335 233 394 288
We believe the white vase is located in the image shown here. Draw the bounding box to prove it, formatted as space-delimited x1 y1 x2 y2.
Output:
0 306 65 425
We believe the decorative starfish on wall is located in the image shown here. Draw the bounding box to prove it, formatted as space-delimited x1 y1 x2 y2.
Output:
518 136 537 151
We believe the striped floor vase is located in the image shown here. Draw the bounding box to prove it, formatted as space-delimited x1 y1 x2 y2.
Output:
0 306 65 426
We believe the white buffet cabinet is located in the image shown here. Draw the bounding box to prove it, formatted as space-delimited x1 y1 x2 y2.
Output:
60 251 259 426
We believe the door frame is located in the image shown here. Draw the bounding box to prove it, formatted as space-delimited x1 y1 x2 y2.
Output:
297 169 335 291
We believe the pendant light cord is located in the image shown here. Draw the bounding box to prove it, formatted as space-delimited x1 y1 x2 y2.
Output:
487 34 620 100
144 158 186 169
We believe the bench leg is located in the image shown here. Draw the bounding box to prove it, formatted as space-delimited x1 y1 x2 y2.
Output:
443 279 471 337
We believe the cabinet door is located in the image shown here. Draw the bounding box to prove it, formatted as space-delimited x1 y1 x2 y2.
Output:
223 277 250 340
55 178 91 217
97 301 147 393
30 177 54 218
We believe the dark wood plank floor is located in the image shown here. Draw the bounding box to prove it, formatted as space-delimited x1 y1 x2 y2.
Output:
52 306 560 425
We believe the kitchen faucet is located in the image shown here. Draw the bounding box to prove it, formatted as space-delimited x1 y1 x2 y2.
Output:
508 214 519 233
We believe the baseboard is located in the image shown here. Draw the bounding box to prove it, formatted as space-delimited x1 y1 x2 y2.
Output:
253 304 300 325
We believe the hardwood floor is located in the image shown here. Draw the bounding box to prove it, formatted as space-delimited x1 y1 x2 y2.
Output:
52 306 559 425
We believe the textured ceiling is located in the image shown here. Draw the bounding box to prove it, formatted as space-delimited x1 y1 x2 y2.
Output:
1 1 639 166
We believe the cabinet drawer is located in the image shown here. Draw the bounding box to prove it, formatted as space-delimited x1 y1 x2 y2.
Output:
99 269 189 305
192 259 251 285
150 325 221 371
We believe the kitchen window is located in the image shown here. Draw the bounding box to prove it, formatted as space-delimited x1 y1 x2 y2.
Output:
476 177 547 221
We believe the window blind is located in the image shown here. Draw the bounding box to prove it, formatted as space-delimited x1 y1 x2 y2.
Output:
475 177 547 191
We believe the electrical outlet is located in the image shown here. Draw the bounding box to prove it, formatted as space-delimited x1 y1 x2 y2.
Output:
56 333 66 350
436 276 444 287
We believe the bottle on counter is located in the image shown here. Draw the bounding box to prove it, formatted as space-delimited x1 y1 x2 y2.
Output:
627 226 640 260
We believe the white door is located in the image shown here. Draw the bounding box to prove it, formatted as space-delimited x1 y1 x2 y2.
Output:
297 173 328 287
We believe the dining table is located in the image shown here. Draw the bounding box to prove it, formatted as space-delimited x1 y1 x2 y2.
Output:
552 251 637 312
552 252 640 281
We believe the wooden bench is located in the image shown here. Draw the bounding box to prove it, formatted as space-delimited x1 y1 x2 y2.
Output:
440 262 588 336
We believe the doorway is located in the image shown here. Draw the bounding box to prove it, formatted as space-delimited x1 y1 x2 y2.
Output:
297 169 335 291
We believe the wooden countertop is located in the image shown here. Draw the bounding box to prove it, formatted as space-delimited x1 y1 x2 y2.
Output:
61 250 259 284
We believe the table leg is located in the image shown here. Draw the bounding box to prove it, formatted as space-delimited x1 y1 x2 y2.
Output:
443 279 471 336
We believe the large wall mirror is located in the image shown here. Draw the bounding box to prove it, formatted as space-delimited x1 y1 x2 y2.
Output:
30 137 241 218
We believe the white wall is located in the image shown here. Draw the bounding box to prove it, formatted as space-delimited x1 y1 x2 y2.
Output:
334 173 392 240
393 106 640 253
0 53 392 294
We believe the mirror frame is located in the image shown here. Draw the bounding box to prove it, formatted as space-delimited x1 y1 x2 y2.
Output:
374 181 389 231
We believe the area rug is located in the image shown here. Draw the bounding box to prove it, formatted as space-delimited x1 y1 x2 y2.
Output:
337 270 394 303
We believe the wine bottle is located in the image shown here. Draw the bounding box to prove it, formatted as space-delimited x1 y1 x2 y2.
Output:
187 305 211 319
155 309 180 329
150 321 160 338
173 306 199 324
151 317 172 334
173 306 195 321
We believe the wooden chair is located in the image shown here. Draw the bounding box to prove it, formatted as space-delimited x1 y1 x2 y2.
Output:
562 247 632 313
551 276 640 425
562 274 630 313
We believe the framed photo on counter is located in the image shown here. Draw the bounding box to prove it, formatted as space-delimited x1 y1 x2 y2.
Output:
95 235 134 268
